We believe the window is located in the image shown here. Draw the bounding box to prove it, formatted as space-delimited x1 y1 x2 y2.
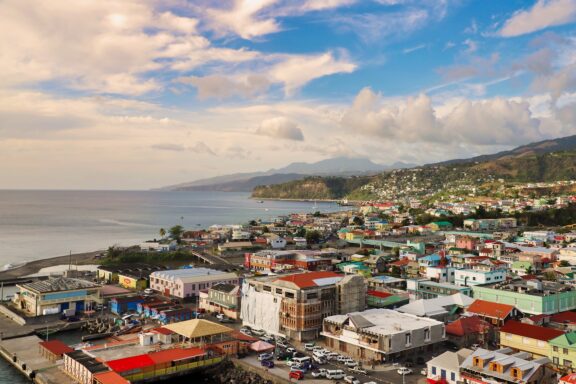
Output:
451 372 455 381
276 288 282 294
554 346 559 352
307 292 318 300
564 348 569 355
553 357 559 365
285 292 295 299
424 328 431 341
565 359 572 368
431 367 436 375
405 333 411 346
263 285 271 292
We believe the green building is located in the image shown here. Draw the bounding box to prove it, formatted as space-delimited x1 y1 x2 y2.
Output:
472 280 576 315
549 331 576 373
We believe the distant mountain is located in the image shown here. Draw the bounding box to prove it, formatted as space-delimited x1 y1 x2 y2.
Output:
430 134 576 166
158 157 415 191
252 134 576 201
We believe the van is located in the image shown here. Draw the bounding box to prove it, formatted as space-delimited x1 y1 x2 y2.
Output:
326 369 345 379
292 356 311 365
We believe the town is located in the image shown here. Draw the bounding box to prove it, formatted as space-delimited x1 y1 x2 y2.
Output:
3 188 576 384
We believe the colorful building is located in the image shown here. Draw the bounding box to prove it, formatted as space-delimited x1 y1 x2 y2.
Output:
500 320 564 358
549 331 576 373
150 268 240 299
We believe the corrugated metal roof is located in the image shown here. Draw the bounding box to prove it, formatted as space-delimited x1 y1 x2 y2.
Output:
148 348 205 364
22 277 99 293
106 354 155 373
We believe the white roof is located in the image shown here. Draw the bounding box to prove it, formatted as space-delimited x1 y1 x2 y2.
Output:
151 268 237 284
397 293 473 317
325 308 443 336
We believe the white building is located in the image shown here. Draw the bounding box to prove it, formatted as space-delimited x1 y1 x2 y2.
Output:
427 349 472 384
269 237 287 249
149 268 239 299
523 231 556 243
425 266 456 283
454 268 506 287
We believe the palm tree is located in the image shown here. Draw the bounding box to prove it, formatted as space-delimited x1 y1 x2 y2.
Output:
159 228 166 239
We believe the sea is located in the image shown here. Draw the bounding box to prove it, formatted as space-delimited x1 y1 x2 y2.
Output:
0 190 342 270
0 190 344 383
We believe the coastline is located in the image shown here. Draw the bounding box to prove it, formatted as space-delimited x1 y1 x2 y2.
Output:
0 250 103 280
253 197 361 204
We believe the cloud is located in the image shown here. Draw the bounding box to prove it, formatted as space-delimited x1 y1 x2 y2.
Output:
438 53 500 81
463 39 478 53
403 44 426 54
340 87 569 146
151 143 186 152
300 0 356 11
256 117 305 140
178 75 271 100
189 142 217 155
269 51 356 96
204 0 281 40
499 0 576 37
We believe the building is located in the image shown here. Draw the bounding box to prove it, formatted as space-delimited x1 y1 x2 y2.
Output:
367 275 406 291
198 283 241 320
366 290 409 309
460 347 554 384
466 300 518 327
397 293 473 321
321 308 446 363
523 231 556 243
39 340 74 362
110 296 145 315
149 268 240 299
63 350 109 384
13 277 100 316
454 268 506 287
97 264 167 284
446 316 495 348
472 279 576 315
426 349 472 384
463 218 517 231
500 320 564 358
244 250 334 273
240 271 365 341
549 331 576 373
427 221 453 231
407 279 472 300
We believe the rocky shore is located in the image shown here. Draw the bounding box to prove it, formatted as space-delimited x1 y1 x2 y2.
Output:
202 360 273 384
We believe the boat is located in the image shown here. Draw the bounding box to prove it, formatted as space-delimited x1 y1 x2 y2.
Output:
257 200 264 203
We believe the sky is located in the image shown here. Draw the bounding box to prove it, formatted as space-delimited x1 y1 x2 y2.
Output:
1 0 576 190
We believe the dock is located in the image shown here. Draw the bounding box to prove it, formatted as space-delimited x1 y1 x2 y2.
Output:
0 335 74 384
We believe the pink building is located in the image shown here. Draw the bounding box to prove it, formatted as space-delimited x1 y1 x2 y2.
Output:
150 268 240 299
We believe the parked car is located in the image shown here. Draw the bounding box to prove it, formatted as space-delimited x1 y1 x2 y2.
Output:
251 328 266 336
325 369 345 379
313 350 326 359
260 336 275 343
240 327 252 335
344 375 360 384
304 343 315 351
286 347 296 354
471 344 480 350
326 352 339 361
337 355 349 363
312 355 326 365
311 369 327 378
289 371 304 380
261 360 274 368
216 313 225 320
286 360 300 367
143 288 153 295
276 352 292 361
345 360 358 368
397 367 413 375
219 317 234 323
258 353 274 361
349 366 367 375
276 341 289 349
420 368 428 375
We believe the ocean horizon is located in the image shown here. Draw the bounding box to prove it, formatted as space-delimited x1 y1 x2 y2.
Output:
0 190 344 269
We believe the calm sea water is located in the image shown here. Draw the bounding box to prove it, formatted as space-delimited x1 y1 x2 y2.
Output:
0 190 342 268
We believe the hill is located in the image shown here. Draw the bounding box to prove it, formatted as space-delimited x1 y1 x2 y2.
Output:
158 157 414 191
252 135 576 201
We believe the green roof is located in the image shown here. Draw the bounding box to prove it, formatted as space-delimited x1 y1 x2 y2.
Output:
430 221 452 227
511 261 533 269
550 332 576 347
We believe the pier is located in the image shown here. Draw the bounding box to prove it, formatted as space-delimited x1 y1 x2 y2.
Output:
0 335 74 384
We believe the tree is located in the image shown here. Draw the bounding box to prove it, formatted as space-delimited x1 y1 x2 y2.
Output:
390 266 402 277
305 230 322 244
294 227 306 237
169 225 184 243
159 228 166 238
352 216 364 227
249 220 258 227
559 260 571 267
525 265 533 275
313 211 322 217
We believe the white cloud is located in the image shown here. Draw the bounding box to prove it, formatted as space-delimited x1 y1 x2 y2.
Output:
499 0 576 37
205 0 281 40
152 143 186 152
269 51 356 96
256 117 305 141
300 0 356 11
178 75 271 100
403 44 426 54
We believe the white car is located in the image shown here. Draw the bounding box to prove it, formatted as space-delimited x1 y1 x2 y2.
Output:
345 360 358 368
286 347 296 354
286 360 301 368
344 375 361 384
311 369 327 378
349 366 367 375
337 355 349 363
258 352 274 361
277 341 289 349
313 355 326 365
421 368 428 375
304 343 315 351
326 352 339 361
251 328 266 336
397 367 413 375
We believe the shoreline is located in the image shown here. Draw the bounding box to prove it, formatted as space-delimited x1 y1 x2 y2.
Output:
253 197 361 205
0 250 104 281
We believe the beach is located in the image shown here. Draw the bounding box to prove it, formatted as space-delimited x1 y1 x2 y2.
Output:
0 250 103 280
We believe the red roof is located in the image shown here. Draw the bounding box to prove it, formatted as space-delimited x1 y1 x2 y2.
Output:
230 330 259 342
551 311 576 324
152 327 175 335
276 271 342 288
561 373 576 384
500 320 564 341
148 348 205 364
93 371 130 384
367 290 393 298
446 316 493 337
39 340 73 356
106 354 155 373
467 299 515 320
391 258 410 267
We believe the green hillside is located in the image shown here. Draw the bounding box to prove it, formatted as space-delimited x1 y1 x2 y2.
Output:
251 176 372 200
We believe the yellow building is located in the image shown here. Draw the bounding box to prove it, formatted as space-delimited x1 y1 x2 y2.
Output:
500 320 564 358
345 230 364 241
549 332 576 373
118 273 149 290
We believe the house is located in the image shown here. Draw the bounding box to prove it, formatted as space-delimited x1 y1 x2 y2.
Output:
269 236 287 249
139 240 177 252
12 277 101 316
198 283 241 320
406 279 472 300
549 331 576 373
427 221 453 232
466 300 517 327
426 349 472 384
149 268 240 299
321 308 446 363
454 268 506 287
367 275 406 290
459 347 554 384
397 293 473 322
39 340 74 362
550 311 576 331
500 320 564 358
445 316 495 348
366 290 409 309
